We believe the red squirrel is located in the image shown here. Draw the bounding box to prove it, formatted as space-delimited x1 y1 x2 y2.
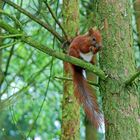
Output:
68 28 102 128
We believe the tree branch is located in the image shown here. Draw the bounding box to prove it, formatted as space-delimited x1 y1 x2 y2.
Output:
54 76 99 87
2 0 64 42
4 43 14 76
125 69 140 86
0 20 106 80
0 42 15 86
0 34 23 39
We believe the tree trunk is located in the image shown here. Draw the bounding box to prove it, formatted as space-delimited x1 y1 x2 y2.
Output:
96 0 140 139
134 0 140 38
0 1 4 85
61 0 80 140
85 71 98 140
85 118 98 140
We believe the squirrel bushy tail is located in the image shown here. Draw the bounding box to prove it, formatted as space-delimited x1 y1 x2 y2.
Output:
71 64 102 128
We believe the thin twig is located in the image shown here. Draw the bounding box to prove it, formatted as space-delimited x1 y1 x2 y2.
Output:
54 76 99 87
0 34 23 39
4 44 14 76
0 40 19 50
43 1 68 39
0 10 23 30
125 70 140 86
10 106 26 139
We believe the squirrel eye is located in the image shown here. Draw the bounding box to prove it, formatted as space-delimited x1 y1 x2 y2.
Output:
92 37 96 42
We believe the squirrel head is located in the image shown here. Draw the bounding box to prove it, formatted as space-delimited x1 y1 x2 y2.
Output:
88 28 102 54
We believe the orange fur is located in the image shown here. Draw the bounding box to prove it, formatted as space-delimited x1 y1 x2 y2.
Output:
68 28 102 128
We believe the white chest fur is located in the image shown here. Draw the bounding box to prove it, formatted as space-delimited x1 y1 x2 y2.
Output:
79 51 93 62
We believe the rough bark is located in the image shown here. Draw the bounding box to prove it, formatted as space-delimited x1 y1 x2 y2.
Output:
95 0 140 139
134 0 140 38
86 72 98 140
0 1 3 85
61 0 80 140
85 113 98 140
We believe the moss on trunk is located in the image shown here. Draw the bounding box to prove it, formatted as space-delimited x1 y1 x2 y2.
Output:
0 1 3 85
61 0 80 140
134 0 140 38
95 0 140 139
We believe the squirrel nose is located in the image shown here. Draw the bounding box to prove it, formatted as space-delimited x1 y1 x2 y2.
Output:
98 42 102 48
95 43 102 51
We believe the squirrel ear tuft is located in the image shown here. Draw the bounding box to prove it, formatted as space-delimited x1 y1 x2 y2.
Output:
93 26 97 30
88 27 97 35
88 28 94 35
